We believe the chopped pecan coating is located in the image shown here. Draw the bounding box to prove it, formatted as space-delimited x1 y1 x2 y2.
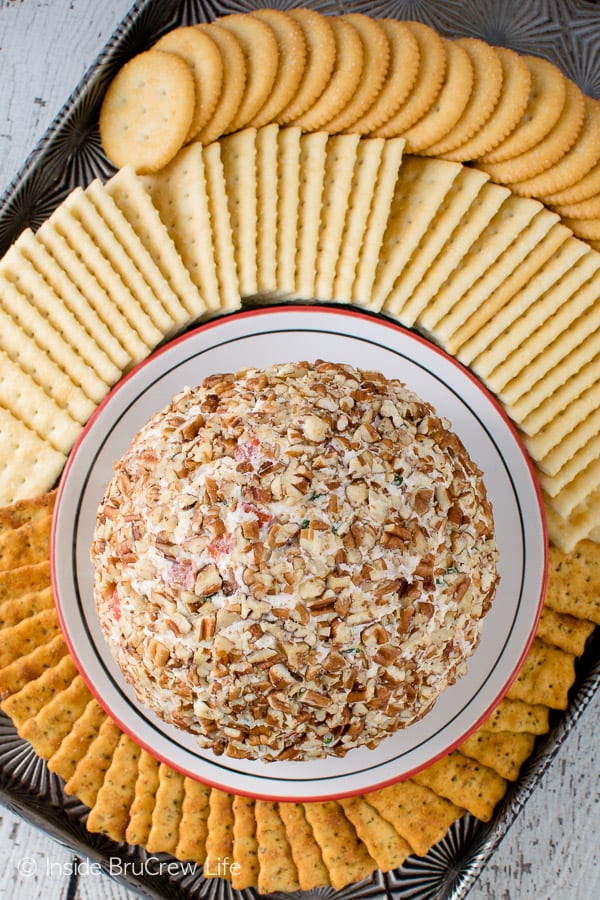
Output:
92 361 498 761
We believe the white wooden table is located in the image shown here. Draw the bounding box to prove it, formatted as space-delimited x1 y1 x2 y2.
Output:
0 2 598 897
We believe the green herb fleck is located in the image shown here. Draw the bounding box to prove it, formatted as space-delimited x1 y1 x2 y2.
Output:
300 519 310 530
446 566 457 574
435 578 442 585
331 523 339 534
393 474 404 486
309 491 324 501
323 734 334 744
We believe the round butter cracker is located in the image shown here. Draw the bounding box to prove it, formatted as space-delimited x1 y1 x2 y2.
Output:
347 19 419 135
194 23 246 145
480 79 585 185
425 38 503 157
544 159 600 205
99 49 195 174
441 46 531 162
248 9 307 128
322 13 390 133
292 16 364 132
510 97 600 200
371 20 447 139
479 55 567 163
561 217 600 241
401 40 473 153
215 14 279 134
276 8 336 125
154 27 223 143
552 192 600 220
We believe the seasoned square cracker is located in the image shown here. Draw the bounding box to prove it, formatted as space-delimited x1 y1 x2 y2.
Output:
0 514 53 572
0 492 55 535
64 718 123 808
412 753 507 822
125 750 160 846
479 698 550 734
536 605 595 655
146 764 185 854
367 780 464 854
545 540 600 624
303 801 377 890
86 733 142 841
0 632 66 701
231 796 259 890
339 796 411 872
47 697 106 782
1 653 77 730
506 637 576 708
255 800 300 894
278 802 330 890
174 778 211 865
0 606 59 668
458 729 536 781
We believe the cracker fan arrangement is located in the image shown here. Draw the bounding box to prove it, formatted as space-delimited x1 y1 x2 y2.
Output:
0 6 599 894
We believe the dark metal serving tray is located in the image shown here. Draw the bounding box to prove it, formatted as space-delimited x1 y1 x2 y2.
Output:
0 1 599 897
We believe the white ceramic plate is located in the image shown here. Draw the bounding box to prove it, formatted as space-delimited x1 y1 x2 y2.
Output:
52 306 547 801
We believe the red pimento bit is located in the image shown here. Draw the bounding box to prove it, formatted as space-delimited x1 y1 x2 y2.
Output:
234 437 261 463
168 561 196 591
242 502 273 528
207 535 235 560
109 587 121 621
